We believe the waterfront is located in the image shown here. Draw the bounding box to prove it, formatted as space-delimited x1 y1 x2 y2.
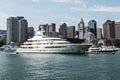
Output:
0 52 120 80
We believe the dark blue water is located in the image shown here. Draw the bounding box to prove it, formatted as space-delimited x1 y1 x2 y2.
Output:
0 52 120 80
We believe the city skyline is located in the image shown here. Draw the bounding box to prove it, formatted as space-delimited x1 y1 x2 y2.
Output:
1 0 120 30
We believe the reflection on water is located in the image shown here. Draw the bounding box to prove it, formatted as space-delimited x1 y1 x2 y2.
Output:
0 52 120 80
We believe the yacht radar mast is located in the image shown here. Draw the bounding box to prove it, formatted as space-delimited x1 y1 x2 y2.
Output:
37 25 46 37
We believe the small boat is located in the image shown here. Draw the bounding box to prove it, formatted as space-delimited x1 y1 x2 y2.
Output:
0 42 18 52
86 45 118 54
3 45 18 52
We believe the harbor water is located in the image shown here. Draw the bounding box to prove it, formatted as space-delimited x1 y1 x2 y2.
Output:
0 51 120 80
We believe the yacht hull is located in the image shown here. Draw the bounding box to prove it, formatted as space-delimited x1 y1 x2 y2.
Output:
16 44 91 54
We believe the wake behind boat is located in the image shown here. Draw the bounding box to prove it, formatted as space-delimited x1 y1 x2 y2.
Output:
16 26 91 54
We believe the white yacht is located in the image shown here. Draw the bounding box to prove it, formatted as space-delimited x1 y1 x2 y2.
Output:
16 27 91 54
87 45 118 54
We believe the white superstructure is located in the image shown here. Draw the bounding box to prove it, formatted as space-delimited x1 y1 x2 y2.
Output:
16 27 91 54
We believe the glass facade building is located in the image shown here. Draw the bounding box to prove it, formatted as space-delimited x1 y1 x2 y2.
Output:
88 20 97 38
6 17 28 44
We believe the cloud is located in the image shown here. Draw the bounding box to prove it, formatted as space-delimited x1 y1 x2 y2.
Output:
0 12 8 19
59 16 80 26
0 12 9 30
70 5 120 12
32 0 40 3
51 0 70 3
51 0 82 3
64 16 79 21
91 5 120 12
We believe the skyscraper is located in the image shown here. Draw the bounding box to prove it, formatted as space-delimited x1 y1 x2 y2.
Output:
84 32 95 43
78 18 85 39
84 26 89 33
39 23 56 37
17 16 28 42
97 28 103 39
88 20 97 38
28 27 34 38
6 16 28 44
47 23 56 37
59 23 67 38
7 17 19 44
115 22 120 39
103 20 115 40
67 26 75 38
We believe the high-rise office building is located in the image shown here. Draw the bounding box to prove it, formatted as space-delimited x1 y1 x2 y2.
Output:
47 23 56 37
78 18 85 39
84 32 95 42
88 20 97 38
103 20 115 40
39 23 56 37
0 30 6 45
115 22 120 39
67 26 75 38
17 16 28 42
28 27 34 38
6 16 28 44
97 28 103 39
59 23 67 38
84 26 89 33
48 23 56 32
7 17 19 44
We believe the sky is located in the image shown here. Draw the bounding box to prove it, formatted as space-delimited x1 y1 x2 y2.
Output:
0 0 120 31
